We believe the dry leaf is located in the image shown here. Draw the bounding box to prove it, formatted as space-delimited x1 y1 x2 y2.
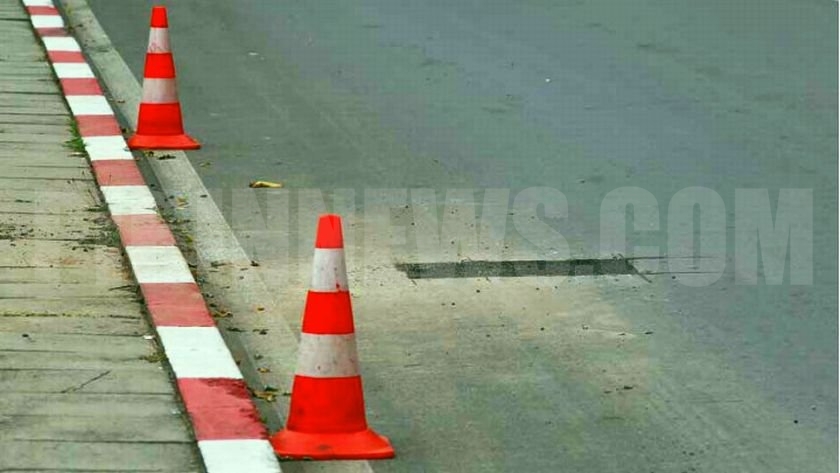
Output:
252 390 277 402
249 180 283 188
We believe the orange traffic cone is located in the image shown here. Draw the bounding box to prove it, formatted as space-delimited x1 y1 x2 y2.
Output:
270 215 395 460
127 6 199 150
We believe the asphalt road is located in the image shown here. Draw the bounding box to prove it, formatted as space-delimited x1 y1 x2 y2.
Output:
87 0 836 471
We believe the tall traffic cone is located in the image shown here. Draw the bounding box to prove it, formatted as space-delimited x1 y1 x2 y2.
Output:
127 6 199 150
270 215 395 460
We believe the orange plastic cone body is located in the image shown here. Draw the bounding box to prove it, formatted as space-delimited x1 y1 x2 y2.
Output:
127 6 199 150
270 215 395 460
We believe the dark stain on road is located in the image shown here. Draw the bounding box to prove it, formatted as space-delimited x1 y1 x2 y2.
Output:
395 257 639 279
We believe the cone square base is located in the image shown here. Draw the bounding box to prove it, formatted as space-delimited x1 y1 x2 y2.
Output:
127 133 200 150
271 428 395 460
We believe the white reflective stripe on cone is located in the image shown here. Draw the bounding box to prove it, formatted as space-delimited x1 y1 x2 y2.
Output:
296 333 360 378
147 27 171 53
310 248 348 291
141 78 179 104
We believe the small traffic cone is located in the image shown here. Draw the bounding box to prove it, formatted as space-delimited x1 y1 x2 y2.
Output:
270 215 395 460
127 6 199 150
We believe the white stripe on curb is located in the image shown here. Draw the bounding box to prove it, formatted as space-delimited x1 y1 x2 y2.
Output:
125 246 194 284
296 333 360 378
100 185 157 215
52 62 95 79
66 96 113 116
141 78 178 104
22 0 54 6
30 15 63 28
198 440 282 473
157 327 243 379
310 248 348 292
84 136 133 161
43 36 81 52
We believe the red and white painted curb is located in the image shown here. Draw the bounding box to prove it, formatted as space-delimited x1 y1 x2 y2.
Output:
22 2 283 472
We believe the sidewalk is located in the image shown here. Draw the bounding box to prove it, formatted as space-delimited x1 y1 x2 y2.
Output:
0 1 201 470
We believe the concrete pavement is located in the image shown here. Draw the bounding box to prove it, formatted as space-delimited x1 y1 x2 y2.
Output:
0 1 201 470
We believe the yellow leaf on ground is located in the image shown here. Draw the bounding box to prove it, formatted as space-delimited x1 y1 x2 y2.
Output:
249 180 283 188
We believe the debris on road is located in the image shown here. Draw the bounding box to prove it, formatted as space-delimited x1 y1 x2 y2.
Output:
249 180 283 188
213 309 232 318
252 389 277 402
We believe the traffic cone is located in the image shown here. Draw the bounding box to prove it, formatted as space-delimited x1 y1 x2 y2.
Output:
127 6 199 150
270 215 395 460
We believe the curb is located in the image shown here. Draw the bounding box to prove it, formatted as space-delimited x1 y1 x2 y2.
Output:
21 1 283 472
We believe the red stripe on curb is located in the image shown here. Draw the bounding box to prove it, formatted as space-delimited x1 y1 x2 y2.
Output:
76 115 121 137
27 6 58 15
140 283 215 327
36 28 67 37
48 51 85 63
112 214 176 246
178 378 269 440
60 78 103 95
92 160 145 186
112 214 177 246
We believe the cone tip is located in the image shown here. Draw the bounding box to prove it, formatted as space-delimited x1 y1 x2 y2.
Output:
315 214 344 249
150 6 168 28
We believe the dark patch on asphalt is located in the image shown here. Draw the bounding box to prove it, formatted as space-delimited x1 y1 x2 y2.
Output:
395 257 639 279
